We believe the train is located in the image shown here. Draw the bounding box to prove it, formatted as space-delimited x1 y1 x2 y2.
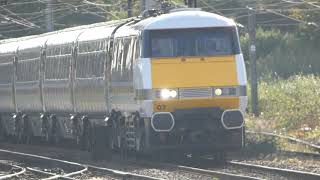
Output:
0 8 247 159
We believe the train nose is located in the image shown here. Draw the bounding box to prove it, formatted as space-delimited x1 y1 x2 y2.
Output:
221 110 244 129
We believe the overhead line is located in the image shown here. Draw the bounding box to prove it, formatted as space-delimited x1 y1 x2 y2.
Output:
197 0 224 15
0 0 44 7
265 8 318 27
0 6 40 28
65 2 106 19
258 23 302 26
82 0 121 7
0 13 37 28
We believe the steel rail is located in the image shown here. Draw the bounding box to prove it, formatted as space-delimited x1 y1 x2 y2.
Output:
0 148 162 180
174 164 262 180
0 163 26 180
277 150 320 159
0 148 88 180
26 167 76 180
87 164 164 180
129 160 261 180
247 130 320 151
229 161 320 180
42 166 88 180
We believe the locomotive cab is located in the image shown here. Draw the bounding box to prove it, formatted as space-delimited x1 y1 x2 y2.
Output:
136 10 247 154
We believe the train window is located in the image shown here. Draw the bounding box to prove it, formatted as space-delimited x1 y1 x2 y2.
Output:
0 63 13 83
0 55 13 84
111 36 136 82
76 39 106 78
111 38 123 81
17 59 40 82
45 44 72 80
16 48 41 82
45 56 71 80
134 37 140 60
196 36 232 55
151 38 176 57
148 27 239 57
122 38 131 72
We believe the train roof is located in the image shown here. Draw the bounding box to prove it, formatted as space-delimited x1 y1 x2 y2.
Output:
134 10 236 30
0 9 236 54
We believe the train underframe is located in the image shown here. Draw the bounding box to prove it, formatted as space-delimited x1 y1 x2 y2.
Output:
0 107 244 160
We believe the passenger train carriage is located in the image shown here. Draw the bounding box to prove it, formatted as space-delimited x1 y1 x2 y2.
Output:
0 9 247 157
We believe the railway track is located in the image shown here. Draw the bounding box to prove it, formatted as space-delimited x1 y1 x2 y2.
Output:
180 155 320 180
0 161 26 179
0 146 257 180
0 143 275 180
247 130 320 152
1 141 320 180
132 157 317 180
227 161 320 180
124 159 260 180
0 148 161 180
277 150 320 158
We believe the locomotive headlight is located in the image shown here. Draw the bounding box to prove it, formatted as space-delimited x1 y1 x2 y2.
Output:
169 90 177 98
214 88 222 96
160 89 171 99
160 89 177 99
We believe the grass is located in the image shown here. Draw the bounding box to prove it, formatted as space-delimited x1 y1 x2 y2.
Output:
246 75 320 145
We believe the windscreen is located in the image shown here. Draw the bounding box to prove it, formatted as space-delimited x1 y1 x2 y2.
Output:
148 27 239 57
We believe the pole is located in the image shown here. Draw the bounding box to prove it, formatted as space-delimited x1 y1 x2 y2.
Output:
46 0 53 32
141 0 159 12
128 0 132 17
186 0 192 7
248 8 259 116
185 0 196 7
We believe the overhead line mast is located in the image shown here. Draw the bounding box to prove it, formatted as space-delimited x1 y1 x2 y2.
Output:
185 0 197 8
46 0 53 32
127 0 132 17
140 0 160 12
248 7 259 117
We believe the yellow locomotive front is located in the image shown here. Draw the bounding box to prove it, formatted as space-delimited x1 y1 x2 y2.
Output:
137 10 247 155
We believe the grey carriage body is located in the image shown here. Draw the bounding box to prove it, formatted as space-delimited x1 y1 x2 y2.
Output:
0 20 140 116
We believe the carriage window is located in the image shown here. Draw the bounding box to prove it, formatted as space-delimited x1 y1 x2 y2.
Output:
148 27 239 57
111 36 136 82
77 40 106 79
151 38 176 57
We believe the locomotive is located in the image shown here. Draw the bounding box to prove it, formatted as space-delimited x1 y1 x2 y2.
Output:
0 9 247 157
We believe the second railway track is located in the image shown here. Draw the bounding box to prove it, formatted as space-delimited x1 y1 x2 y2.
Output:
0 147 162 180
1 142 320 180
0 145 254 180
0 143 271 180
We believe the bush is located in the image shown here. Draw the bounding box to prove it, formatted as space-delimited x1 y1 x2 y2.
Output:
247 75 320 133
241 28 320 78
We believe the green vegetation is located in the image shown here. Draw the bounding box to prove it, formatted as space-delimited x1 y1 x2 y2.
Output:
241 28 320 78
246 75 320 142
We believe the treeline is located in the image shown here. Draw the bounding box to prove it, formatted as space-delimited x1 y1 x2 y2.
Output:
241 28 320 78
188 0 320 77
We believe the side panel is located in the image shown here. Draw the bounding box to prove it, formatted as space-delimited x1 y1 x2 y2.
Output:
133 57 153 117
236 54 248 113
110 37 139 112
43 44 73 114
15 48 42 112
74 39 108 115
0 54 15 112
